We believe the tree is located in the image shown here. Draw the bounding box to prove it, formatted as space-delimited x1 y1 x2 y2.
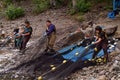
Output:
72 0 77 9
49 0 56 7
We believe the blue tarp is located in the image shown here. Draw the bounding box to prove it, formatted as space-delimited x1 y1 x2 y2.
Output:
58 45 114 62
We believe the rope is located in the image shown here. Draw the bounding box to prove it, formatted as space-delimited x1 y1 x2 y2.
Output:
38 44 94 80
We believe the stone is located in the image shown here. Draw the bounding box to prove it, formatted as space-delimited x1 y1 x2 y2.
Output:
111 76 116 80
99 70 106 75
97 75 106 80
109 60 120 72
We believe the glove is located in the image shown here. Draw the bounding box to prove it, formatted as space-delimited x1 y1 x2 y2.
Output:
43 32 47 37
91 42 95 44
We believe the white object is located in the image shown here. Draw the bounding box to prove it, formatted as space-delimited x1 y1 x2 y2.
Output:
43 32 47 36
1 30 5 34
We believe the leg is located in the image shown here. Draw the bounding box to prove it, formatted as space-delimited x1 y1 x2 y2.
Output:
92 45 102 59
14 39 17 48
21 37 30 50
49 33 56 52
102 43 108 62
44 37 50 52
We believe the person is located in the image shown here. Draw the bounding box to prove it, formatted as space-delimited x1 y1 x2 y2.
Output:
0 25 6 38
92 26 108 63
20 21 33 50
13 28 19 48
14 27 24 49
44 20 56 53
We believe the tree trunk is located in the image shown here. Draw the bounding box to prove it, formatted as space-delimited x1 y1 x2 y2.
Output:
72 0 77 9
50 0 56 7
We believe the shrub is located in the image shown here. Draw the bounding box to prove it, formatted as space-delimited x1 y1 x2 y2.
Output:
104 6 113 11
69 9 76 15
75 14 85 22
55 0 64 7
33 0 50 14
5 4 24 20
76 0 91 13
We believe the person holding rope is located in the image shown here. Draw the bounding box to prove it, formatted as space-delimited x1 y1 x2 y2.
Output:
20 21 33 50
44 20 56 53
92 26 108 63
13 27 24 49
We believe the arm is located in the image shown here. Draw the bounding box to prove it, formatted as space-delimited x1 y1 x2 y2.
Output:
46 25 54 35
23 32 30 36
22 27 32 36
94 38 102 44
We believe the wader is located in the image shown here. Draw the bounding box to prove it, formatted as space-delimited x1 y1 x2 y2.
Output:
46 32 56 52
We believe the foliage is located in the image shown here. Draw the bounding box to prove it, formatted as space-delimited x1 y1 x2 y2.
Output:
5 4 24 20
75 13 85 22
1 0 13 7
69 9 76 15
33 0 50 14
104 6 113 11
92 0 112 4
76 0 91 13
55 0 65 7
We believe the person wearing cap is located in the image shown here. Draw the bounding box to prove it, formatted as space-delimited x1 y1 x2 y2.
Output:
44 20 56 53
20 21 33 50
92 26 108 63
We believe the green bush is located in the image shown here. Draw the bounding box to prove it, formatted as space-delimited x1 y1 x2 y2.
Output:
33 0 50 14
76 0 91 13
5 4 24 20
69 9 76 15
75 13 85 22
55 0 64 7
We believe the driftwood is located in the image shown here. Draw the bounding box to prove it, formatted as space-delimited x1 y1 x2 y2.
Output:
104 25 118 36
56 31 84 48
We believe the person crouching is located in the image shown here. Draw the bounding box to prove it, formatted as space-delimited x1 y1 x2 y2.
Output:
92 26 108 63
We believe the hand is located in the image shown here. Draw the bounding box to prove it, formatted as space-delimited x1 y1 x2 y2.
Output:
69 32 74 36
22 34 25 36
91 42 95 44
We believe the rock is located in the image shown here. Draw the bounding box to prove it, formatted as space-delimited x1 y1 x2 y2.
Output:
89 77 97 80
111 76 116 80
99 70 105 75
97 75 106 80
82 67 89 71
109 60 120 72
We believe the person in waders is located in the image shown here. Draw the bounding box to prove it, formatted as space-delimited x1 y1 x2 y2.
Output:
92 26 108 63
20 21 33 50
44 20 56 53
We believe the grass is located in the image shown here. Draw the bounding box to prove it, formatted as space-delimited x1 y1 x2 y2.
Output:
5 4 24 20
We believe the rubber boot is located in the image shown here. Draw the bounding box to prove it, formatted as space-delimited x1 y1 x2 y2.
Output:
104 54 108 64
